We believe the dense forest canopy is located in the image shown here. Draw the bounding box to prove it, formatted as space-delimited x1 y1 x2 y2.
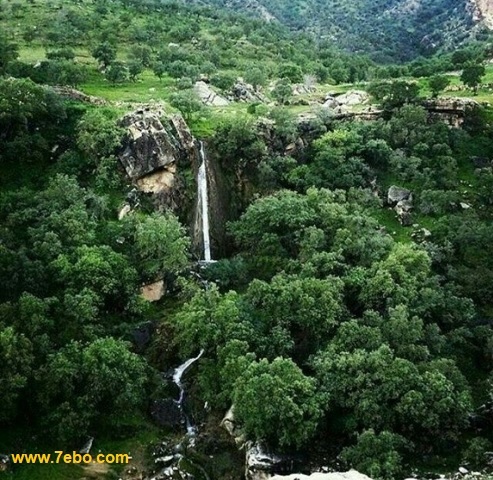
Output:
1 0 493 479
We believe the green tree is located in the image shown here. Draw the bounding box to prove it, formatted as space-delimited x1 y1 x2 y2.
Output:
245 273 346 359
272 78 292 105
428 75 451 98
46 48 75 61
92 41 116 68
233 357 323 449
0 32 18 73
128 59 143 81
77 109 124 164
38 338 148 442
341 430 407 480
461 63 486 94
131 212 190 279
368 80 421 110
278 63 303 83
245 66 267 90
0 326 33 423
52 245 139 316
210 71 237 91
169 89 204 122
129 44 153 68
152 61 166 81
105 61 129 84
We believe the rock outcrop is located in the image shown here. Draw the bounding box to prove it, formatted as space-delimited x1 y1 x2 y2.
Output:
194 81 229 106
221 405 247 447
120 109 194 180
51 86 107 105
141 280 166 302
470 0 493 29
230 79 268 103
422 97 481 127
323 90 370 111
119 107 197 212
388 186 414 226
270 471 373 480
388 185 412 205
246 444 292 480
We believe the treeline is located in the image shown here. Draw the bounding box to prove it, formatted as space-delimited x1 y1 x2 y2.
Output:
0 0 375 88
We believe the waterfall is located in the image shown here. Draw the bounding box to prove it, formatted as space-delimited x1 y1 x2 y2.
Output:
198 142 212 263
173 349 204 436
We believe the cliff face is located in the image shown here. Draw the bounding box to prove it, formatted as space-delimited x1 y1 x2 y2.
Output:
118 107 231 260
119 107 197 213
470 0 493 28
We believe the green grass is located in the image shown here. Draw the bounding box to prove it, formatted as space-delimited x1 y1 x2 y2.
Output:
0 421 163 480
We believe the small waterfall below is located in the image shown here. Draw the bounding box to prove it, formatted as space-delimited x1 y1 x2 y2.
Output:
149 350 207 480
197 142 213 263
173 349 204 437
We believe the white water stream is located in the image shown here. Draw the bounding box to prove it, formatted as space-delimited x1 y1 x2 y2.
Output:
197 142 212 263
173 349 204 435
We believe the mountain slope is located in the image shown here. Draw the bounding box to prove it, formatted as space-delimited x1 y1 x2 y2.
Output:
183 0 487 61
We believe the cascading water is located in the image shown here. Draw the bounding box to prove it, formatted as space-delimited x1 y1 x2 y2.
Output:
197 141 212 263
149 351 207 480
173 349 204 437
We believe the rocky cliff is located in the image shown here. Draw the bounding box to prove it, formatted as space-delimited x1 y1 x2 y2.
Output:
118 106 197 214
470 0 493 28
118 106 231 260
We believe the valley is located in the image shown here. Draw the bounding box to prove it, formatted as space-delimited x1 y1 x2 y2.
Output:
1 0 493 480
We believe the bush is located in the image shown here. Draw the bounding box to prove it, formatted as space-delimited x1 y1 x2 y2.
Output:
341 430 407 480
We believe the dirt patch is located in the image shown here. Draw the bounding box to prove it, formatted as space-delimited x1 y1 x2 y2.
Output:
80 461 110 479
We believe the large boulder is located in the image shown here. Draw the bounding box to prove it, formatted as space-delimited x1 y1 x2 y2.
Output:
336 90 369 106
387 185 412 206
395 202 413 226
150 399 182 429
221 405 247 447
118 108 197 213
194 81 229 106
230 80 267 103
119 109 194 181
246 444 298 480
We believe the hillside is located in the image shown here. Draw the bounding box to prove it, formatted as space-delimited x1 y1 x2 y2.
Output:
184 0 489 61
2 0 493 479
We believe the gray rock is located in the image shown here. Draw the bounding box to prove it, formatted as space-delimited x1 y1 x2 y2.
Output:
459 467 469 475
194 81 229 106
270 471 373 480
388 185 412 205
119 110 194 180
323 96 339 109
78 437 94 455
230 80 267 103
394 195 414 226
0 455 10 472
118 204 132 220
221 405 247 447
245 444 287 480
336 90 369 106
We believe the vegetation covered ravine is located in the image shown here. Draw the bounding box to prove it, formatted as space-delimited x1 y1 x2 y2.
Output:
1 0 493 479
